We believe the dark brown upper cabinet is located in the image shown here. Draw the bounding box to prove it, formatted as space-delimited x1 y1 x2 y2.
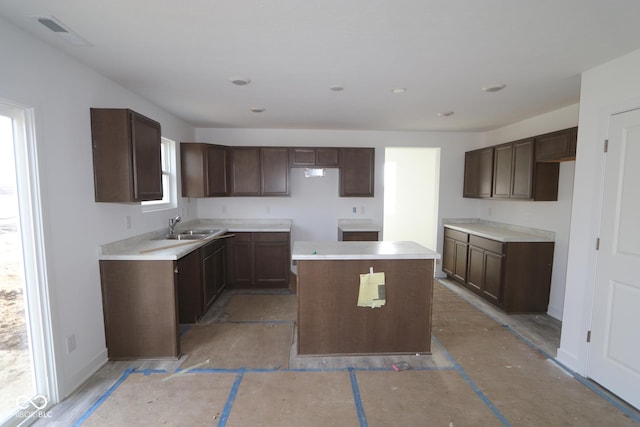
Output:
180 143 228 197
90 108 163 203
290 147 339 167
229 147 261 196
463 147 494 198
535 127 578 162
261 147 290 196
492 138 535 200
339 148 375 197
229 147 290 196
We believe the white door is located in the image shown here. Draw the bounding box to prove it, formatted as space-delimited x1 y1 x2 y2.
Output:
588 108 640 409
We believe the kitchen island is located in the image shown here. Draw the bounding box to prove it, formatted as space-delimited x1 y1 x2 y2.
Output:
292 241 440 356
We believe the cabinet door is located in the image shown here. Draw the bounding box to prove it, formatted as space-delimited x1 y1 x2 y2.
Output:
492 143 513 199
254 233 290 287
316 148 339 166
261 147 290 196
131 111 163 201
442 237 456 275
91 108 162 202
177 249 203 324
482 251 503 303
202 240 226 308
340 231 379 241
453 241 468 282
466 245 484 293
511 138 534 199
230 148 261 196
226 232 253 287
206 145 229 196
535 127 577 162
290 148 316 166
464 147 493 198
339 148 375 197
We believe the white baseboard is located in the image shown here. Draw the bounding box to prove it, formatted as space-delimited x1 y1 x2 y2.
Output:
556 347 584 376
547 304 563 321
60 348 108 400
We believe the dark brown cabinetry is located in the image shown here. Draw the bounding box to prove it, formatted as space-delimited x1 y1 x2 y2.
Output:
442 228 469 283
229 147 290 196
463 147 494 198
535 127 578 162
181 143 228 197
100 259 180 359
177 238 227 324
443 226 554 313
177 249 203 324
338 230 379 241
339 148 375 197
492 138 535 199
463 127 577 201
90 108 163 202
466 235 504 304
290 147 340 167
261 147 290 195
201 238 226 309
226 232 290 288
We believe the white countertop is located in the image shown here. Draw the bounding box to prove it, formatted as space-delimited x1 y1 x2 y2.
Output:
444 221 554 242
337 219 382 232
99 219 292 261
292 241 440 261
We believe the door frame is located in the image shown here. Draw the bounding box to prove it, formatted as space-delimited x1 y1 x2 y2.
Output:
0 98 58 424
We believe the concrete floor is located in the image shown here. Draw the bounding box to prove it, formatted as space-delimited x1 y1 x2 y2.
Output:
34 281 640 426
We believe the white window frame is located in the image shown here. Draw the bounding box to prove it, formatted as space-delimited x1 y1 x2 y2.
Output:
142 137 177 212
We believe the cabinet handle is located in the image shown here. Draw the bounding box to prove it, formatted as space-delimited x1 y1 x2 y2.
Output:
174 266 179 274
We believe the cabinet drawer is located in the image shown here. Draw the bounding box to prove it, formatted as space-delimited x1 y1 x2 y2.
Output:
253 232 290 242
469 235 503 254
444 228 469 242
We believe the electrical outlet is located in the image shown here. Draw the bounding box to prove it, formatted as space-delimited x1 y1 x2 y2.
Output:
361 206 366 215
352 207 357 213
125 216 131 230
67 334 76 353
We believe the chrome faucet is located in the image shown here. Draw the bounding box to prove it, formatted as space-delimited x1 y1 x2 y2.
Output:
169 215 181 235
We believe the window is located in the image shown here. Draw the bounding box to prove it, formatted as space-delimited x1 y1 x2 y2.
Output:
142 137 177 211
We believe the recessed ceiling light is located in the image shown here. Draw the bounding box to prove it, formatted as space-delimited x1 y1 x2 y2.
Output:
391 88 407 94
482 83 507 93
329 85 344 92
437 111 454 117
229 77 251 86
250 107 266 113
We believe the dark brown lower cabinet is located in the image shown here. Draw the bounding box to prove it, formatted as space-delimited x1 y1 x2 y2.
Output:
202 238 226 309
466 239 503 305
100 260 180 360
227 232 290 288
177 249 204 324
443 226 554 313
442 228 469 283
338 230 379 241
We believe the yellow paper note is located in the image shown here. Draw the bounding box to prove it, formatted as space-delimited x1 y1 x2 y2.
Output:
358 272 386 308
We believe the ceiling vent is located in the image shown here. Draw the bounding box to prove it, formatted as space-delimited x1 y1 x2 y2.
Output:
36 16 91 46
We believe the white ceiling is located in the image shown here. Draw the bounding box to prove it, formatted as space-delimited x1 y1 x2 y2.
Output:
2 0 640 131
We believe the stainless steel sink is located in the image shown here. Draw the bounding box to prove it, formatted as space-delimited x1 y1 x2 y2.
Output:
153 228 223 241
176 229 221 235
163 234 208 240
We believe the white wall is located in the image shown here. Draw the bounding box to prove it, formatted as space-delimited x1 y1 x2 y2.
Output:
194 128 483 268
0 18 195 399
383 147 440 250
558 48 640 374
479 104 579 320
